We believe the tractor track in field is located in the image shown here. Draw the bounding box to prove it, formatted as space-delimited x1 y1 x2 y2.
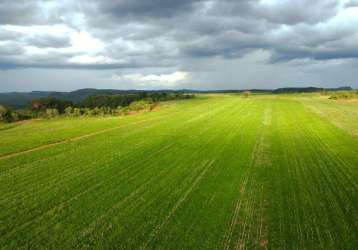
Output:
0 99 236 162
143 159 216 247
0 115 171 161
70 101 243 247
74 146 191 247
223 104 271 250
96 105 246 248
1 96 357 249
0 141 178 242
0 100 242 230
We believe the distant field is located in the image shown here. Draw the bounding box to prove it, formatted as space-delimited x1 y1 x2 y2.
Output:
0 94 357 249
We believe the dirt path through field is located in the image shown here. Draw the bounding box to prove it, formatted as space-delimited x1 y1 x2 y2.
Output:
0 116 165 160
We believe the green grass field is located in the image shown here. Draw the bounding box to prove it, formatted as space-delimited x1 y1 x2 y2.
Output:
0 94 357 249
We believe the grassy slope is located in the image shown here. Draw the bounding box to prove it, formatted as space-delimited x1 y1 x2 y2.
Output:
0 95 357 249
297 94 358 137
0 101 179 156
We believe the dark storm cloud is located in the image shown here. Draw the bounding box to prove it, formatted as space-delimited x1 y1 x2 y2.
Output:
0 29 21 41
82 0 356 66
180 30 270 59
0 0 81 26
0 0 356 69
0 0 357 91
96 0 204 18
0 62 140 70
271 47 358 62
205 0 339 25
25 35 71 48
0 43 24 56
254 0 339 25
0 0 41 25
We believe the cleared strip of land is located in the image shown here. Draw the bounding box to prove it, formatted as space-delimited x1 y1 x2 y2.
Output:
0 95 357 249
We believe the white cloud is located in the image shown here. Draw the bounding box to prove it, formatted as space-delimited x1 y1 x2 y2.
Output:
68 55 116 64
70 31 104 53
119 71 189 86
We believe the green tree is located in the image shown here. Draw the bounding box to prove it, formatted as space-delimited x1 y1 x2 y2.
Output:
0 105 7 120
0 105 15 122
31 97 73 113
92 107 101 116
65 106 73 116
83 108 93 116
46 108 59 118
243 91 251 98
73 108 82 117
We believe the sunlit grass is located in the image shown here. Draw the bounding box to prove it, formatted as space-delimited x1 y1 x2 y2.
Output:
0 94 357 249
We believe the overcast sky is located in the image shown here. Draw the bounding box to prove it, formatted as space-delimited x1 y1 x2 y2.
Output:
0 0 358 92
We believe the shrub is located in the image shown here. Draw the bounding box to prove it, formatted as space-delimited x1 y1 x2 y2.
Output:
243 91 251 98
0 105 15 122
45 108 59 118
82 108 92 116
16 109 33 120
119 106 130 115
31 97 73 113
128 100 152 112
11 112 19 121
65 106 73 116
73 108 82 117
91 107 102 116
329 91 358 100
2 91 194 122
0 105 7 120
80 92 195 109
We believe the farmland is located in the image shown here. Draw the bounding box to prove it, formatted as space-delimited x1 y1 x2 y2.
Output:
0 94 357 249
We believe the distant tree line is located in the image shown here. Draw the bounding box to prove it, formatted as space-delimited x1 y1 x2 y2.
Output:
0 92 195 123
80 92 194 108
31 97 73 114
0 105 33 123
328 91 358 100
